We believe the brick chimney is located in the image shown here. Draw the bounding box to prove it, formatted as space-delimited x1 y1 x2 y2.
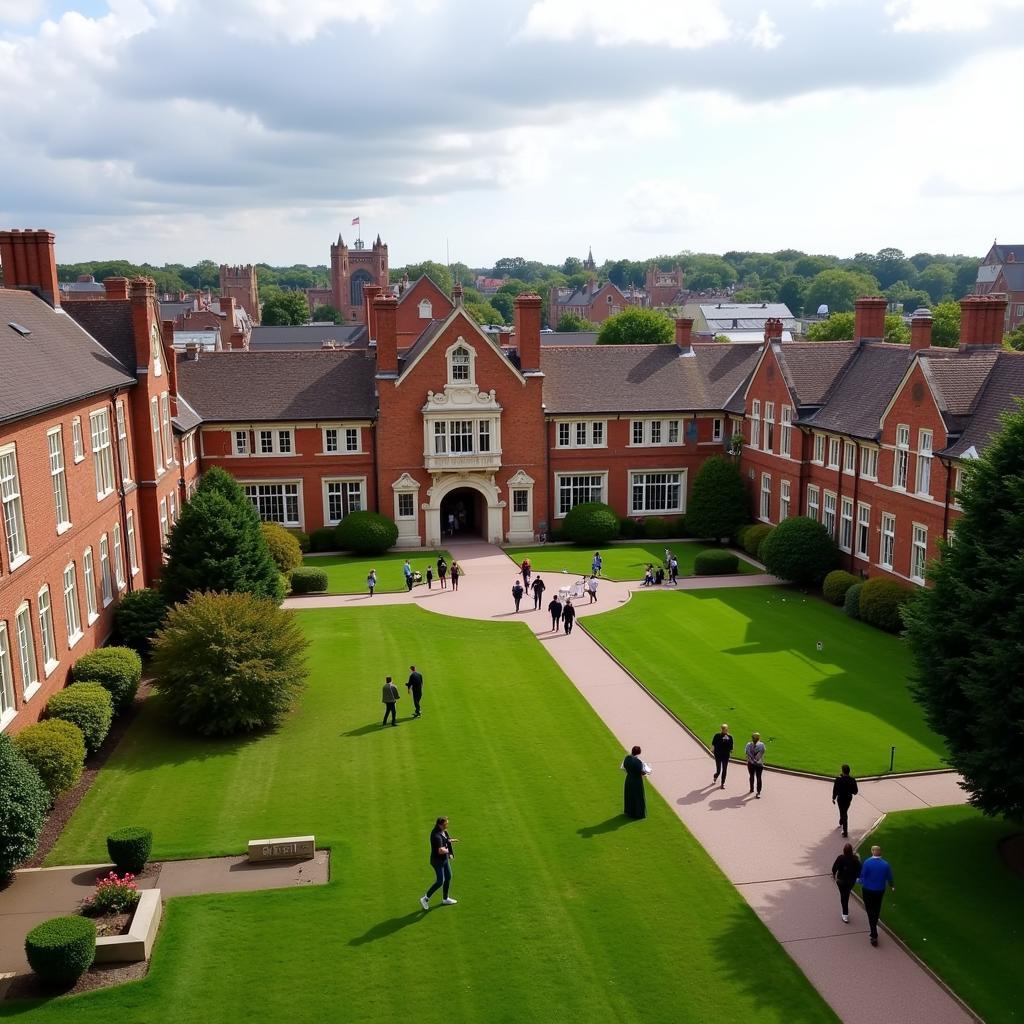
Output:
0 229 60 306
220 294 234 317
363 284 382 341
163 319 179 415
763 317 783 346
675 317 694 354
103 276 130 301
130 276 157 369
854 296 887 343
373 293 398 374
909 308 932 352
959 294 1007 349
452 282 464 306
514 293 542 373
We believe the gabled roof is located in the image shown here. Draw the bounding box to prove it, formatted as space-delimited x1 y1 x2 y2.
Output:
943 352 1024 458
555 281 626 308
172 393 203 433
249 324 367 350
63 299 138 373
397 275 450 305
1000 264 1024 291
159 300 194 321
774 341 859 407
0 289 136 426
919 351 999 426
176 350 376 422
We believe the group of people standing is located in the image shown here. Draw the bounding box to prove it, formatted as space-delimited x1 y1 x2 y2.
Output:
512 571 548 612
370 557 462 596
380 665 425 725
641 549 679 587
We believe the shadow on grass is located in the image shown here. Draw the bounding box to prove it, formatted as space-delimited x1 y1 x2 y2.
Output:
348 911 426 946
341 722 390 738
577 814 635 838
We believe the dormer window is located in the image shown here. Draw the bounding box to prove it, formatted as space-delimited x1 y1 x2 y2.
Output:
450 346 471 382
418 299 433 319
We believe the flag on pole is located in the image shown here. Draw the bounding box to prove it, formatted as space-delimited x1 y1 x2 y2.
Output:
351 216 360 226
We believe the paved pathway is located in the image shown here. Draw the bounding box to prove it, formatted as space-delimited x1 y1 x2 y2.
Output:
287 541 974 1024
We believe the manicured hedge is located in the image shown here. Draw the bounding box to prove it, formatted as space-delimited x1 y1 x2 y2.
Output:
113 588 168 656
822 570 860 606
72 647 143 711
618 517 642 540
643 516 686 539
46 683 114 756
693 549 740 575
859 577 915 633
843 582 863 619
562 502 620 545
334 511 399 555
742 523 773 559
286 529 311 553
0 734 49 875
12 720 86 801
759 517 838 585
308 527 337 553
25 916 96 988
290 567 329 594
261 522 304 573
107 825 153 874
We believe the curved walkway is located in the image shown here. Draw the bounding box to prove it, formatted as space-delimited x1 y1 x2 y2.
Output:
286 541 973 1024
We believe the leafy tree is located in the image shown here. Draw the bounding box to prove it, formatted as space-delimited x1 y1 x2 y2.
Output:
685 456 749 540
1004 324 1024 351
777 275 808 316
489 292 514 322
563 257 583 276
180 259 220 290
870 248 916 290
261 523 303 573
931 301 961 347
597 306 674 345
904 401 1024 817
494 256 527 277
161 467 284 606
917 264 955 305
392 261 453 295
953 259 981 299
805 269 880 314
310 304 342 324
556 312 594 332
683 255 738 291
792 255 834 278
114 588 168 656
806 312 855 341
884 313 910 344
759 517 838 585
261 291 310 326
465 301 507 326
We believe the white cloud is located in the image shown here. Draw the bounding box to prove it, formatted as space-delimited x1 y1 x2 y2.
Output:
886 0 1024 33
0 0 46 22
209 0 398 43
747 10 782 49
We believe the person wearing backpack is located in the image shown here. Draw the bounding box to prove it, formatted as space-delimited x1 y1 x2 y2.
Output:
512 578 524 612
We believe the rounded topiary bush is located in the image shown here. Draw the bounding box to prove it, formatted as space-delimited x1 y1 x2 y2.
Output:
107 826 153 874
759 517 838 585
72 647 143 712
334 511 399 555
742 523 773 559
562 502 620 546
308 527 337 553
686 455 750 540
822 570 860 606
261 522 303 573
25 916 96 988
843 582 863 619
13 720 86 802
0 733 49 875
113 588 168 656
46 683 114 756
694 549 739 575
859 577 915 633
290 567 328 594
734 524 755 548
617 517 639 540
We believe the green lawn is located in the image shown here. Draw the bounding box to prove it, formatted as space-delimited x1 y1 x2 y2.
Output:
863 805 1024 1022
583 588 947 776
23 606 836 1023
504 542 759 582
304 549 450 594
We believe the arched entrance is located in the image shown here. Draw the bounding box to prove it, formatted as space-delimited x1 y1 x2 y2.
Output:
425 474 505 546
441 487 483 538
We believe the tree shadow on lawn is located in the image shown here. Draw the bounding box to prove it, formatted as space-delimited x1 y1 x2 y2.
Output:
348 910 427 946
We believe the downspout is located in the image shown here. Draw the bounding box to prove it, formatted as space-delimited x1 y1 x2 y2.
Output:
940 456 953 540
371 415 381 514
109 389 134 594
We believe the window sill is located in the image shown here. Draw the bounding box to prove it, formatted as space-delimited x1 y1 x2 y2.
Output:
67 630 84 649
73 456 85 465
96 489 116 500
56 522 73 535
0 707 16 733
631 510 684 518
131 567 140 577
102 596 113 609
22 682 41 703
87 612 99 626
44 658 60 679
7 553 30 572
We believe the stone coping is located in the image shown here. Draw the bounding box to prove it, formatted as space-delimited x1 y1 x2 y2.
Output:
94 889 162 964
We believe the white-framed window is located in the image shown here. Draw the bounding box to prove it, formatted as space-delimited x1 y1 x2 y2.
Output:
0 445 28 569
894 424 910 490
258 429 293 456
168 491 177 525
159 499 168 544
15 603 38 696
556 473 606 517
126 511 140 575
760 473 772 521
911 524 928 582
346 428 360 452
629 419 682 447
951 465 963 509
397 493 416 518
82 547 98 623
234 430 250 456
432 419 496 456
823 491 837 536
630 471 684 515
556 421 606 448
512 489 529 513
72 416 85 463
182 431 196 466
323 428 339 453
418 299 433 319
62 563 82 645
450 345 472 383
861 446 879 480
712 418 723 442
764 402 775 453
839 497 854 552
90 409 116 497
150 399 164 475
116 401 131 483
779 479 790 520
113 523 126 588
244 483 301 526
856 503 871 560
150 324 163 377
807 484 820 522
813 433 825 464
99 535 113 605
780 406 792 457
843 441 856 475
827 437 840 470
750 401 761 450
47 427 71 532
37 585 57 674
880 513 896 570
0 622 15 726
916 429 933 496
324 479 365 525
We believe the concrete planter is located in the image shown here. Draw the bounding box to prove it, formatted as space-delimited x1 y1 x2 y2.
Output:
93 889 162 963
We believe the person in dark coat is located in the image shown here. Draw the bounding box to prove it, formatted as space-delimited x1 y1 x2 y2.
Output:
832 764 859 838
531 575 546 610
711 723 733 788
450 561 461 591
521 558 532 590
381 676 400 727
406 665 424 717
437 556 448 589
562 598 576 634
548 595 563 631
512 579 524 611
831 842 862 923
622 745 651 819
426 566 433 589
420 816 458 910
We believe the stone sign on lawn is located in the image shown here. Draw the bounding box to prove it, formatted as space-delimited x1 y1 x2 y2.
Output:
247 835 316 862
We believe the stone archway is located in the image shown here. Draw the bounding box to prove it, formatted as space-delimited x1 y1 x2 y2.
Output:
425 474 504 546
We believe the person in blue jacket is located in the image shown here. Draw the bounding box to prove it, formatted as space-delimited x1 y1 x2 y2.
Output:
858 845 895 946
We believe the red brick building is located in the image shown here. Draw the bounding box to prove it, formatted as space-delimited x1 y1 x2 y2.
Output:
306 234 389 323
975 242 1024 332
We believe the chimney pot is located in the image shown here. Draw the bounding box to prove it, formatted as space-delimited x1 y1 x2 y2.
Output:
103 276 130 301
909 308 933 352
0 228 60 306
675 317 694 353
959 293 1007 349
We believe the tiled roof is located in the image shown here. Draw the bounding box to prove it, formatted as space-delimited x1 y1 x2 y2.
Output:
920 352 999 420
249 324 367 350
1001 264 1024 291
172 393 203 433
541 331 597 346
0 289 136 426
159 300 193 321
175 350 377 422
63 299 138 373
944 352 1024 458
775 341 859 407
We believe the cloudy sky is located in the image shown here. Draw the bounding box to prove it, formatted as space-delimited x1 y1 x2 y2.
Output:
1 0 1022 266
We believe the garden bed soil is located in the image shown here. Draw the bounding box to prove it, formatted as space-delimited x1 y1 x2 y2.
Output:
22 680 154 869
88 910 132 938
2 961 148 1001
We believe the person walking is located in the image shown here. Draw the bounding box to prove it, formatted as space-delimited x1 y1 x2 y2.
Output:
586 575 599 603
622 745 651 819
403 559 414 592
642 564 654 587
831 842 862 924
711 723 733 788
381 676 400 727
548 594 563 632
437 556 448 589
531 575 546 610
406 665 424 718
426 566 434 590
592 551 603 577
512 578 524 612
450 561 461 591
520 558 532 590
858 845 895 946
745 731 766 797
367 569 377 597
447 512 457 537
832 764 859 838
669 555 679 586
562 598 576 635
420 816 458 909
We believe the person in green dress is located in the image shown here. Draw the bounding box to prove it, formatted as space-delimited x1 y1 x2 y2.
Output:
622 745 651 819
